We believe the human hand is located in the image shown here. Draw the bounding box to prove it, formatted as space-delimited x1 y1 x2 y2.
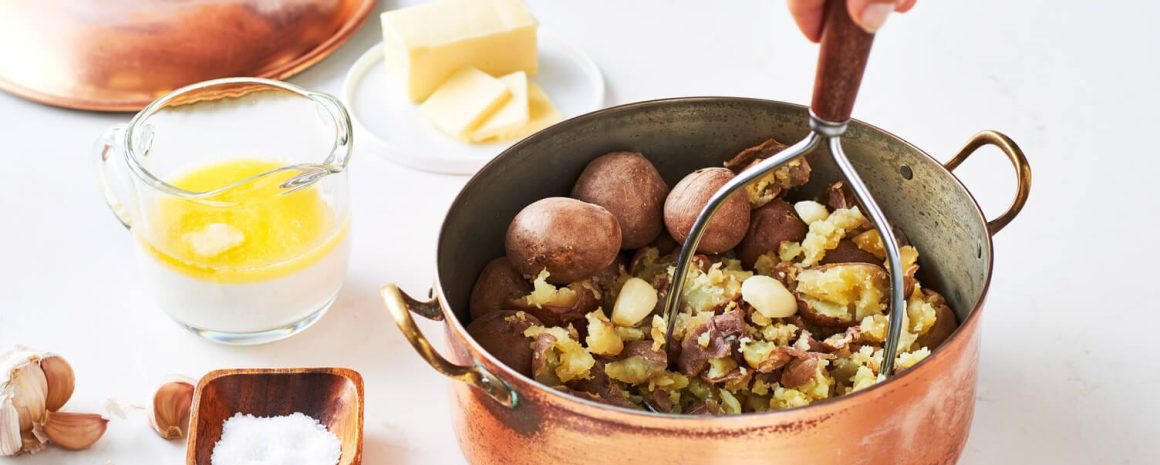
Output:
787 0 916 42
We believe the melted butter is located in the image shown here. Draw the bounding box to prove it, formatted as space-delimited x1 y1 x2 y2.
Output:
138 159 346 283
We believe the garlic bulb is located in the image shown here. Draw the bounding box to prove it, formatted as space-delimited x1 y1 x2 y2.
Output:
1 346 103 456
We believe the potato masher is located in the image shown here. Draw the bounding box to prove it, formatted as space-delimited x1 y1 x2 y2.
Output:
662 0 909 381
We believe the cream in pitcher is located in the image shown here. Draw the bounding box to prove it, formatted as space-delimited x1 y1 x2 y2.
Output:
97 78 353 344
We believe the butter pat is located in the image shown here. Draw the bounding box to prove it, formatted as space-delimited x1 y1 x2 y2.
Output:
182 223 245 258
494 82 561 141
382 0 538 102
419 66 510 140
469 71 529 142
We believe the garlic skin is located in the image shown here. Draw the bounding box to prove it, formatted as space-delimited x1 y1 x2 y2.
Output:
151 378 195 440
39 411 108 451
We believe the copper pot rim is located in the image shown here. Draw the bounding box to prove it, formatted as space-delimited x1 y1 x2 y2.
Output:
436 96 1001 421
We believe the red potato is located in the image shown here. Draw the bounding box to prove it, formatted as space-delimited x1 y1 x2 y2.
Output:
780 357 820 389
737 199 808 269
724 138 811 208
826 181 857 211
818 239 881 266
572 152 670 249
469 257 533 320
914 289 958 350
648 230 680 255
466 311 542 377
506 197 622 284
508 280 602 329
664 168 750 254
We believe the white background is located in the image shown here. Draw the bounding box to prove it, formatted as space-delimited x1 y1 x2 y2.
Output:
2 0 1158 463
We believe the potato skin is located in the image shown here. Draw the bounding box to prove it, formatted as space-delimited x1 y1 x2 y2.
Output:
469 257 533 321
914 289 958 350
819 239 881 266
506 197 622 284
466 311 542 377
571 152 669 249
509 280 601 328
663 168 750 254
737 199 807 268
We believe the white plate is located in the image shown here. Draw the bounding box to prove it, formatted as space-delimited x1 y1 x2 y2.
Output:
342 34 605 175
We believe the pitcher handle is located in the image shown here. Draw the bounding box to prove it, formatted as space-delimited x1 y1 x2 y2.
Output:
944 130 1032 235
381 284 517 408
308 92 354 171
95 124 132 229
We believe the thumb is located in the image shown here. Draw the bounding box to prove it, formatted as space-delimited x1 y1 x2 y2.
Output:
846 0 906 34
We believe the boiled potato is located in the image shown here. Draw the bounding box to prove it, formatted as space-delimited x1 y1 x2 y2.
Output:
795 263 889 328
818 239 881 266
663 168 750 254
914 289 958 350
466 311 542 377
737 199 807 269
469 256 533 320
506 197 622 284
572 151 669 249
509 277 601 328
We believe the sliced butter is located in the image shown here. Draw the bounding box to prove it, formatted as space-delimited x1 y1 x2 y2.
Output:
419 66 510 140
490 82 561 142
469 71 529 142
381 0 538 102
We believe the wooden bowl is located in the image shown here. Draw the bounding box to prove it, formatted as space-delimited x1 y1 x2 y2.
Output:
187 368 364 465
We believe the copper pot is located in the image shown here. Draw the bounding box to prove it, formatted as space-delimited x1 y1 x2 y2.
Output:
382 98 1031 465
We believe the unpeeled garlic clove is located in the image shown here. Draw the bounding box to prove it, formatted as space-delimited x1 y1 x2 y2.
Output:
2 351 47 433
40 411 107 451
40 355 74 413
0 400 22 456
1 348 50 456
150 379 194 440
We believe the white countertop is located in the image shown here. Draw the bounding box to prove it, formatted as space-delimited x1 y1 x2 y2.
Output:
2 0 1157 463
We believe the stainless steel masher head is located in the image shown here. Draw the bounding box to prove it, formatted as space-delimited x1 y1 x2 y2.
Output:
661 0 910 381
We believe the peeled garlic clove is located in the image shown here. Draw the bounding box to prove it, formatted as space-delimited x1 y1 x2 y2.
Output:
41 411 107 451
40 355 74 413
151 379 194 440
611 278 659 327
741 275 798 319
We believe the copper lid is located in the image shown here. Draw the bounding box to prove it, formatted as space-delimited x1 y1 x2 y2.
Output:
0 0 375 112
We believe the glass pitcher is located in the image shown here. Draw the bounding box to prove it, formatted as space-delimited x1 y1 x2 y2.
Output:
96 78 353 345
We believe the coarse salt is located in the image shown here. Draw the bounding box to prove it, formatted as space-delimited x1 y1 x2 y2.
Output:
210 412 341 465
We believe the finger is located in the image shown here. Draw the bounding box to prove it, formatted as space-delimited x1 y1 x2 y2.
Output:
787 0 826 43
847 0 902 34
896 0 917 13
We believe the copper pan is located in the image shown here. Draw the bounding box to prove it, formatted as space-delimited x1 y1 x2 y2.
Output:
0 0 374 112
382 97 1031 465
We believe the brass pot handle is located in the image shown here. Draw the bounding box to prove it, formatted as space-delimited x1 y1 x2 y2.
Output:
381 284 517 408
944 130 1032 235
